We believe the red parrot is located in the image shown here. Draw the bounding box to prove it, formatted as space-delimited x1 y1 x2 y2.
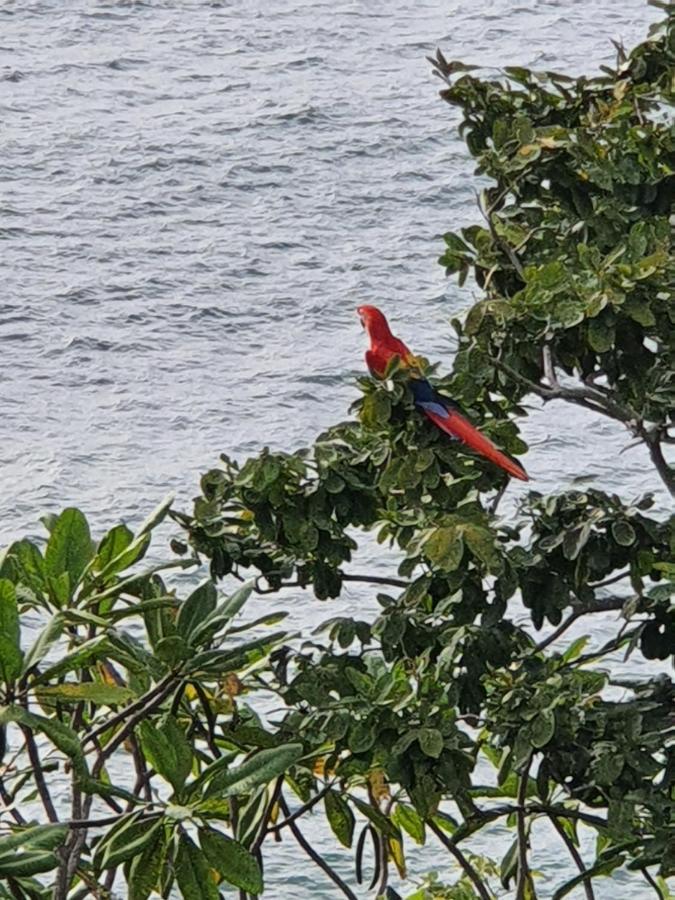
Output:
357 305 529 482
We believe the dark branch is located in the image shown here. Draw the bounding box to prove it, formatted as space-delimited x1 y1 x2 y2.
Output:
549 813 595 900
267 783 333 836
515 756 533 899
278 795 358 900
639 866 665 899
20 725 58 823
428 819 492 900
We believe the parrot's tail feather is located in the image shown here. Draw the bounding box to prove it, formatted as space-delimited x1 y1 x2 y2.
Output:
425 409 529 482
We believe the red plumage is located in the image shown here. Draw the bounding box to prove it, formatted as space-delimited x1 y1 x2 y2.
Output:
357 305 529 482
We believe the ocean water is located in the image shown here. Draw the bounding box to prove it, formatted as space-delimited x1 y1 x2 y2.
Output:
0 1 667 897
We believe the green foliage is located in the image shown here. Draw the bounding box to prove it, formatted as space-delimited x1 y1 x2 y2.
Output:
0 10 672 900
432 18 674 437
0 503 289 898
170 11 672 898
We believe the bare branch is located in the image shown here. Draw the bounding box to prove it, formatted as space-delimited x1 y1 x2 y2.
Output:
428 819 492 900
19 725 57 823
266 782 333 836
278 794 358 900
639 866 665 899
533 596 624 654
548 813 595 900
515 755 534 899
542 344 558 388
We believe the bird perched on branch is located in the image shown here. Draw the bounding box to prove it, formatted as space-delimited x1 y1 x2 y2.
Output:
357 305 528 482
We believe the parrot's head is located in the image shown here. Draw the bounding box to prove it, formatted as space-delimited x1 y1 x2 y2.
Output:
357 305 392 341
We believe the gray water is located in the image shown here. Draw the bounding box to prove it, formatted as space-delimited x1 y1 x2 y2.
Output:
1 1 668 897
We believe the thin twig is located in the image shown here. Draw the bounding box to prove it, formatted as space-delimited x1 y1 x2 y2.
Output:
490 356 637 426
266 782 334 836
639 866 665 899
515 755 534 899
533 597 624 654
542 344 558 388
0 776 26 825
252 776 284 852
278 795 358 900
644 433 675 496
589 570 630 589
548 814 595 900
82 671 176 747
428 819 491 900
489 482 508 514
341 574 409 589
92 676 180 778
254 573 409 594
19 726 57 823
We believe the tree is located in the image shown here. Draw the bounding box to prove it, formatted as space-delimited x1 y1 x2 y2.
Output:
176 8 673 898
0 8 672 900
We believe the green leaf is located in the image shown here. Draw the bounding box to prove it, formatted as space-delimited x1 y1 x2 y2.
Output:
552 852 625 899
0 824 67 854
1 539 47 599
0 579 22 684
188 583 254 648
361 392 392 428
324 789 355 848
128 824 167 900
350 796 400 838
30 634 110 687
93 524 135 574
424 526 464 572
94 813 162 872
44 508 93 599
393 802 426 845
94 533 151 583
530 709 556 749
139 715 192 795
205 744 303 799
176 580 218 642
137 493 175 537
175 833 219 900
199 826 264 894
500 837 519 889
587 317 615 353
611 520 636 547
593 752 624 786
561 636 589 662
463 524 501 571
36 682 135 706
0 849 59 877
418 727 444 759
0 705 87 779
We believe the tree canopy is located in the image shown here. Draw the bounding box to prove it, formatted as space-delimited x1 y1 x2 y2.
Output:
0 8 672 900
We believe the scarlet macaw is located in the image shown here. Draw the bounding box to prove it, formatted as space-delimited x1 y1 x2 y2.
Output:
357 305 529 482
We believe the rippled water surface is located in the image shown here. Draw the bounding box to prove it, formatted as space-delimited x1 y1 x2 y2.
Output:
0 1 666 897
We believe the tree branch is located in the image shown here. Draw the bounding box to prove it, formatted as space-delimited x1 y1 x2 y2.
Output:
639 866 665 899
548 814 595 900
491 354 674 494
341 573 409 589
643 433 674 496
82 671 176 748
533 597 624 654
20 726 57 823
428 819 492 900
515 755 535 899
490 356 637 426
278 795 358 900
266 783 333 836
